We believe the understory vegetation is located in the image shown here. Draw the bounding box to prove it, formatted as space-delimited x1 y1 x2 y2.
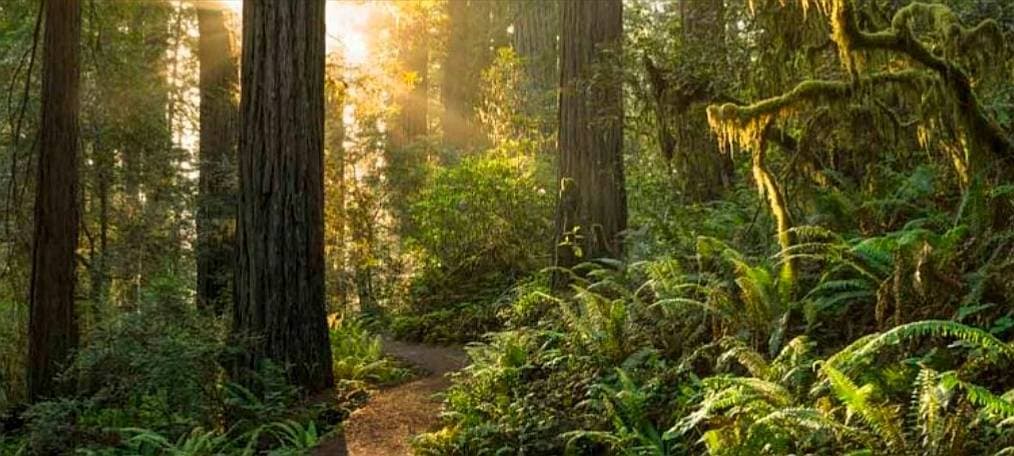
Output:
1 0 1013 455
0 275 406 454
406 0 1014 454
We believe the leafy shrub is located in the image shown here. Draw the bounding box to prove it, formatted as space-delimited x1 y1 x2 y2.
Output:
403 150 553 310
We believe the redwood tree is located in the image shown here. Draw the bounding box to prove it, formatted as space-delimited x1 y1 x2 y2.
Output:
196 5 238 314
232 0 333 392
28 0 82 400
554 0 627 272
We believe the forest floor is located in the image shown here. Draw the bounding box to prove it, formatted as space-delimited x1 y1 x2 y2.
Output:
314 339 467 456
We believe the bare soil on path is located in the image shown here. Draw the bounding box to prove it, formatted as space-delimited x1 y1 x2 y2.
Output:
313 339 467 456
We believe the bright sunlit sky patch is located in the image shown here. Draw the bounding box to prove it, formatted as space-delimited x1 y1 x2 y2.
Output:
219 0 377 66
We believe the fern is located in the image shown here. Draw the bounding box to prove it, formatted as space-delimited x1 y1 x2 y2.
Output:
820 364 907 449
939 372 1014 419
826 320 1014 374
717 338 772 379
747 407 874 449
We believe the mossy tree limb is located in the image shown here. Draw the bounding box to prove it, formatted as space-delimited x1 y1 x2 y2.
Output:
810 0 1013 167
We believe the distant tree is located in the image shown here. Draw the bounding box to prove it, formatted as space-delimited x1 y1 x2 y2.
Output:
511 0 557 107
28 0 81 400
441 0 492 150
392 6 429 148
233 1 334 392
506 0 558 139
644 0 733 202
554 0 627 274
324 57 349 313
196 5 238 314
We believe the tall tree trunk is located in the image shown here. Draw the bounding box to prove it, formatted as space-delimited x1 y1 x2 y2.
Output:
512 0 558 137
513 0 557 97
233 0 333 392
28 0 81 401
441 0 491 150
196 6 238 314
554 0 626 273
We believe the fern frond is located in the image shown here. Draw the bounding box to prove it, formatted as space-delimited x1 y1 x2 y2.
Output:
940 372 1014 419
827 320 1014 373
718 338 772 379
912 368 946 450
821 364 907 449
748 407 873 448
859 320 1013 362
703 376 794 408
805 278 874 297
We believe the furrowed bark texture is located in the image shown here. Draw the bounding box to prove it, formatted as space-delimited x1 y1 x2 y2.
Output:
555 0 627 271
234 0 333 392
28 0 82 401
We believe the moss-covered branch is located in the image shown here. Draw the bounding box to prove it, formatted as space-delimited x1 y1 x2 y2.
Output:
706 70 929 153
815 0 1013 164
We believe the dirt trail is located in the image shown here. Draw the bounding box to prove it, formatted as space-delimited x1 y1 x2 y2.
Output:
314 339 467 456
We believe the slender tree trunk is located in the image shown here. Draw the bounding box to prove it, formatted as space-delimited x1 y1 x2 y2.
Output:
87 142 110 308
233 0 333 392
324 60 348 312
554 0 626 273
196 6 238 314
28 0 81 401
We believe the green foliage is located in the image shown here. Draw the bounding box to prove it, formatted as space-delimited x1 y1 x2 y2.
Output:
7 275 354 455
392 149 554 342
414 265 693 455
329 317 412 385
564 369 677 456
416 231 1014 455
407 151 553 290
672 321 1014 455
102 419 323 456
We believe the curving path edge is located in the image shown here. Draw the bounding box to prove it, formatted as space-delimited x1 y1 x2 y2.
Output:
313 339 467 456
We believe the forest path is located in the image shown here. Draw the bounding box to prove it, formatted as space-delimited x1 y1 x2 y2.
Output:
313 339 467 456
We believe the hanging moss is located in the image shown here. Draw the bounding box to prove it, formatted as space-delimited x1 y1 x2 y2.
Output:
707 0 1013 258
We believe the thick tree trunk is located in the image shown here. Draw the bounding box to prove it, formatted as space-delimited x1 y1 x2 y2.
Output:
554 0 626 272
196 6 238 314
28 0 81 401
233 0 333 393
